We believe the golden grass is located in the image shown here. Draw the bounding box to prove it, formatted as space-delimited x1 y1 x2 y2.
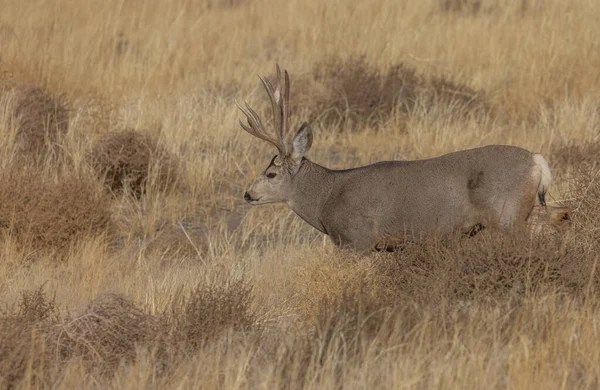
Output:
0 0 600 388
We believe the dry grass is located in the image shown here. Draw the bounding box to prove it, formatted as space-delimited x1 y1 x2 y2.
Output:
0 287 59 387
0 0 599 388
551 141 600 171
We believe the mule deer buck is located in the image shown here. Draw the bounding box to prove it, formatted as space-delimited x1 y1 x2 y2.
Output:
237 65 569 252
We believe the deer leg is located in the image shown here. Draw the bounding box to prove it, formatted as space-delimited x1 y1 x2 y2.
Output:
465 223 485 237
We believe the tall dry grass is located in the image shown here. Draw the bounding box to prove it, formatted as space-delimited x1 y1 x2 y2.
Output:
0 0 600 388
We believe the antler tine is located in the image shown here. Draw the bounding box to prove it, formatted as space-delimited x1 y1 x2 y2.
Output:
235 100 259 133
243 101 264 128
281 70 291 151
273 64 282 102
235 98 286 155
255 64 290 155
258 75 282 144
236 65 294 156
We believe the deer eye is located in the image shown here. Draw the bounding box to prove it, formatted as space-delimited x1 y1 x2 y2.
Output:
266 172 277 179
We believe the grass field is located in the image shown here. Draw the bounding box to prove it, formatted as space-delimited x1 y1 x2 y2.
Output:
1 0 600 388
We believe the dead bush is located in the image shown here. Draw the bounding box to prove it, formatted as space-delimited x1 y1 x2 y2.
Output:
305 56 490 130
90 129 177 197
303 57 416 130
51 293 158 376
0 287 59 388
373 231 597 305
206 0 251 8
0 81 69 158
550 141 600 170
566 165 600 253
164 278 256 353
424 74 491 116
0 166 112 252
436 0 532 15
437 0 483 13
0 283 258 385
297 233 576 349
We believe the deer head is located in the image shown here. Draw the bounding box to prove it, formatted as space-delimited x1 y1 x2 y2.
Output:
237 65 313 204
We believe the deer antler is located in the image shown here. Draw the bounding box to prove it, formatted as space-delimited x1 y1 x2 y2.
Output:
236 64 292 156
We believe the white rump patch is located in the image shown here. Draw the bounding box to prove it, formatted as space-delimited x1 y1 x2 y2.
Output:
533 154 552 205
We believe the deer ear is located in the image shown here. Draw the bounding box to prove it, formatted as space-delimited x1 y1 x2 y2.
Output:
291 122 313 161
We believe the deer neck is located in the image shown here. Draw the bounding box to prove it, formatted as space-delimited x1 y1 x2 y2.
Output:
287 158 336 235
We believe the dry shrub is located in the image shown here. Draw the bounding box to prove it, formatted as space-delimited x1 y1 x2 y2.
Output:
298 231 594 329
0 80 69 158
51 294 158 376
1 282 256 386
90 129 177 197
372 231 599 305
308 58 419 129
0 166 112 252
438 0 483 13
425 74 491 116
284 230 598 389
550 141 600 170
304 56 490 130
567 164 600 248
163 278 256 353
0 287 59 388
437 0 532 15
206 0 251 8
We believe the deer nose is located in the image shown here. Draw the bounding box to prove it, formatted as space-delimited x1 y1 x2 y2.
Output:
244 192 252 202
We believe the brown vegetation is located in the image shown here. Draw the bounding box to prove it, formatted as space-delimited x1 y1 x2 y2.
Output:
0 278 256 385
53 293 159 376
163 277 256 352
437 0 533 16
0 287 59 387
0 166 112 252
438 0 483 13
3 215 600 387
0 79 69 159
90 129 177 197
551 141 600 170
302 56 490 130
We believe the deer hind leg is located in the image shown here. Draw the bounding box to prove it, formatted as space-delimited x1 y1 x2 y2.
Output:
527 205 572 237
492 196 534 231
465 196 529 234
464 223 485 237
328 227 375 253
466 183 539 235
374 236 407 252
